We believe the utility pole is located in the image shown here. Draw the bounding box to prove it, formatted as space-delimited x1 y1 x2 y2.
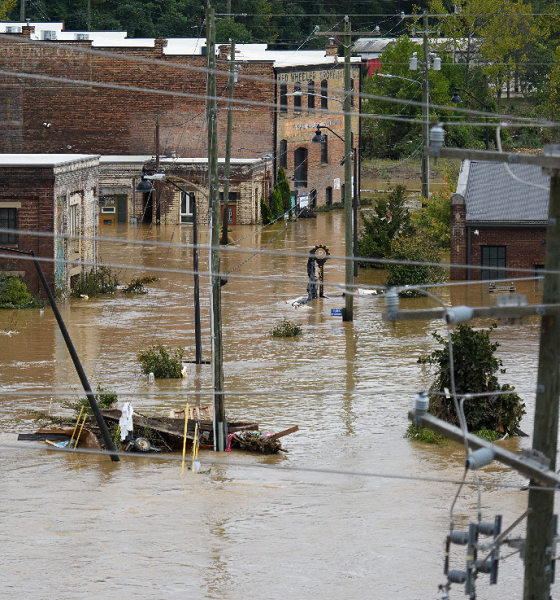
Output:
155 113 160 224
421 11 430 200
20 0 25 22
524 152 560 600
222 39 235 246
343 15 353 322
206 4 227 451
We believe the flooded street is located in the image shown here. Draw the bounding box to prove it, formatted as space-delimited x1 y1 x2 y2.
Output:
0 211 553 599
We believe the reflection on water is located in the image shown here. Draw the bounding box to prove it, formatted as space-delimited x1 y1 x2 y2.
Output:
0 213 551 599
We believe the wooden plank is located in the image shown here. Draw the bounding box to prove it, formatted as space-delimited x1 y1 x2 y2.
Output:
269 425 299 441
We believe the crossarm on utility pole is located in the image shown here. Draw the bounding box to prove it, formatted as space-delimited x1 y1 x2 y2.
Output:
408 411 560 488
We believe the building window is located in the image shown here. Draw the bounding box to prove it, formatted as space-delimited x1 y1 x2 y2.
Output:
0 208 17 244
308 81 315 111
326 186 332 206
180 191 195 224
219 191 238 203
321 134 328 164
279 139 287 169
321 80 328 110
294 85 301 113
280 84 287 114
481 246 506 280
341 183 345 203
294 147 308 188
69 203 79 254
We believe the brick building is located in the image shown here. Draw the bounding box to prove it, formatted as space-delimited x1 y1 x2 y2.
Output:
450 159 549 280
0 154 99 296
98 156 272 227
0 24 359 210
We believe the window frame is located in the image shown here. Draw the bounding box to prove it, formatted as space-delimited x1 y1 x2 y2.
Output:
0 207 17 244
280 84 288 114
481 245 506 280
293 84 301 113
293 147 308 189
279 139 287 169
321 134 328 164
180 191 195 224
307 81 315 111
321 80 328 110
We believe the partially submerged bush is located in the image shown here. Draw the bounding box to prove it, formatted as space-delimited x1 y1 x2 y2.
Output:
122 276 158 294
71 267 119 297
405 424 448 445
63 385 117 417
137 344 185 378
271 318 302 338
418 324 525 435
0 274 45 309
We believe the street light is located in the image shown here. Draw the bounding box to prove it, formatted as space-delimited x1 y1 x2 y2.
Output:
136 171 203 364
311 125 359 278
450 87 490 150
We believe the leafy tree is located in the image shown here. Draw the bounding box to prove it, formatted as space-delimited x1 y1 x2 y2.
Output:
270 185 283 219
357 184 414 267
137 344 185 378
418 324 525 434
385 234 447 295
215 18 253 43
260 197 273 225
413 172 453 248
0 0 16 20
277 167 292 214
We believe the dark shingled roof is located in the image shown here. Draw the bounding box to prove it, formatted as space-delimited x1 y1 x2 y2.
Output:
465 160 550 225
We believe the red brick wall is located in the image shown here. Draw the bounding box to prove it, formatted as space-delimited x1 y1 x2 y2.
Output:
0 37 275 159
0 168 55 296
469 227 546 280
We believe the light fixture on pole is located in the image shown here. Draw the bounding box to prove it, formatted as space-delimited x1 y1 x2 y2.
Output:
311 125 359 279
136 171 203 365
450 87 490 150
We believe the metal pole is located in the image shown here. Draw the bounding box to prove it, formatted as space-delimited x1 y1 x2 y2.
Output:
523 160 560 600
222 39 235 245
207 5 227 451
2 249 120 461
353 147 358 277
421 11 430 200
485 105 490 151
343 15 354 322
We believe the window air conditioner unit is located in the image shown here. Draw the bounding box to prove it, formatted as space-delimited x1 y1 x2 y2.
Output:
42 31 57 40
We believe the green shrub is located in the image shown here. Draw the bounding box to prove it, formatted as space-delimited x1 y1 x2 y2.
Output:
418 324 526 435
385 234 448 296
122 276 158 294
271 318 302 338
63 385 117 417
474 428 503 442
313 201 344 213
405 424 448 445
71 266 119 297
137 344 185 378
0 274 45 308
260 197 273 225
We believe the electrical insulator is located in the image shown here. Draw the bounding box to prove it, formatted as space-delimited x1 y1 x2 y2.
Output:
478 522 496 536
433 57 441 70
409 52 418 70
430 123 445 150
476 559 492 574
465 447 495 470
448 570 467 584
449 531 469 545
413 391 429 423
445 306 474 325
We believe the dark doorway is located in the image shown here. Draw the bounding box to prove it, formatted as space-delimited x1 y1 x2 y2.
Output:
117 195 127 223
142 191 153 223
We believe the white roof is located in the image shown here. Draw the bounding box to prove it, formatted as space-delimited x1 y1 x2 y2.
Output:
99 156 267 165
0 154 99 167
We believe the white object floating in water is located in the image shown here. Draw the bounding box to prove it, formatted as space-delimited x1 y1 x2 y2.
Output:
148 372 155 384
181 363 188 379
119 402 134 441
79 294 89 299
357 289 378 295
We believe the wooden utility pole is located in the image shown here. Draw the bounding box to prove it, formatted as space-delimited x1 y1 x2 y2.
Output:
421 11 430 200
206 5 227 451
523 157 560 600
221 39 235 246
343 16 354 322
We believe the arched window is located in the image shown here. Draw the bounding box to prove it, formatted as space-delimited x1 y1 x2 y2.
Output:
321 134 328 164
321 80 328 110
294 147 308 188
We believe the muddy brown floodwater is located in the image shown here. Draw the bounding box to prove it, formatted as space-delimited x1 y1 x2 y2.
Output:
0 211 555 599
